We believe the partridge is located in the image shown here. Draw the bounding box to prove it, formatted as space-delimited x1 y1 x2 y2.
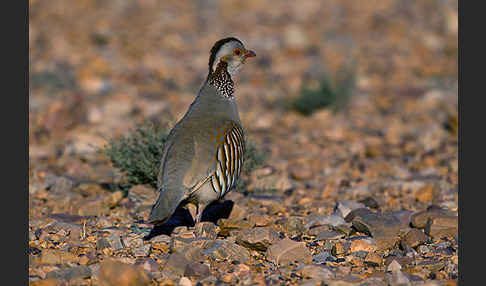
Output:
148 37 256 225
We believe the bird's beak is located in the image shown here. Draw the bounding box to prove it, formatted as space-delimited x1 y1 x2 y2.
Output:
244 50 256 58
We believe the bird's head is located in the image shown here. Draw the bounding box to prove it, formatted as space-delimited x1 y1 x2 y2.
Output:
208 37 256 78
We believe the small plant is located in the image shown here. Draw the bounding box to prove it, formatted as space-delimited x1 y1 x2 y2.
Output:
290 68 356 115
103 121 265 192
103 121 169 190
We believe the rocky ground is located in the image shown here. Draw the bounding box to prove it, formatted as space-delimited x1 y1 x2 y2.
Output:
29 1 458 285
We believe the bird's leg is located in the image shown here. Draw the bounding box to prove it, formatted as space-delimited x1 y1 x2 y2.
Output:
195 204 204 225
187 203 198 225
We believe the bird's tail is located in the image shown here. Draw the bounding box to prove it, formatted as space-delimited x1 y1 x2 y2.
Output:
147 185 184 225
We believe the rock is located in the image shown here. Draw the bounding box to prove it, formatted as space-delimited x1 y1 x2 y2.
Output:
178 277 192 286
425 215 458 239
236 226 279 251
98 259 151 286
248 213 273 227
349 210 403 250
334 200 365 218
358 197 380 209
266 238 312 265
331 242 349 256
30 278 63 286
290 167 313 180
389 210 414 228
305 215 345 229
297 264 335 280
184 261 210 279
203 240 250 263
165 253 190 276
349 237 377 253
307 225 332 236
227 203 247 220
410 207 457 229
384 256 413 268
97 234 124 251
217 218 254 236
387 270 411 286
76 191 124 216
312 251 335 264
387 260 402 273
133 244 151 257
47 175 76 194
46 265 92 280
276 216 306 233
315 231 344 241
364 252 382 266
134 257 160 273
194 222 218 239
400 229 429 249
37 249 79 265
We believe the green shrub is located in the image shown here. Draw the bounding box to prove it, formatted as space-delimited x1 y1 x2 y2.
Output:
103 121 168 190
103 121 265 192
290 68 355 115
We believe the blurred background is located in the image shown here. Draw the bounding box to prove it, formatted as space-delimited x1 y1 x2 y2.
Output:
28 0 458 283
29 0 458 193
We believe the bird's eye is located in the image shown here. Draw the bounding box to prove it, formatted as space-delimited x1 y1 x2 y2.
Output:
233 49 242 56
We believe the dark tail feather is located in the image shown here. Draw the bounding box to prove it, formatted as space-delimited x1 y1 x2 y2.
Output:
148 186 184 224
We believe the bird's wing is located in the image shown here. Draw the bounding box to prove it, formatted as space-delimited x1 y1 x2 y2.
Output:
205 120 245 198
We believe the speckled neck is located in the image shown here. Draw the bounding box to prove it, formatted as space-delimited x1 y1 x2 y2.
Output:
208 61 234 98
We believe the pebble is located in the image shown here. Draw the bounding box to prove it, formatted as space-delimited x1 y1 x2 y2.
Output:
334 199 365 218
400 228 429 249
305 215 345 229
97 259 151 286
236 226 279 251
297 264 335 280
266 238 312 265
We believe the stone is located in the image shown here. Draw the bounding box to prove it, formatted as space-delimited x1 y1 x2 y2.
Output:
133 244 151 257
307 225 332 236
313 252 335 264
97 234 124 251
217 218 254 236
276 216 306 233
178 277 192 286
236 226 279 251
194 222 218 239
331 242 349 256
184 261 210 279
297 264 335 280
358 197 380 209
37 249 79 265
98 259 151 286
334 199 365 218
266 238 312 265
400 229 429 249
46 265 92 280
228 203 247 220
387 270 411 286
134 257 160 273
425 215 458 239
76 191 124 216
364 252 382 266
305 215 345 229
47 175 75 194
248 213 273 227
349 237 377 253
203 240 250 263
164 253 190 276
315 231 344 241
410 207 457 229
349 210 403 250
387 260 402 273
